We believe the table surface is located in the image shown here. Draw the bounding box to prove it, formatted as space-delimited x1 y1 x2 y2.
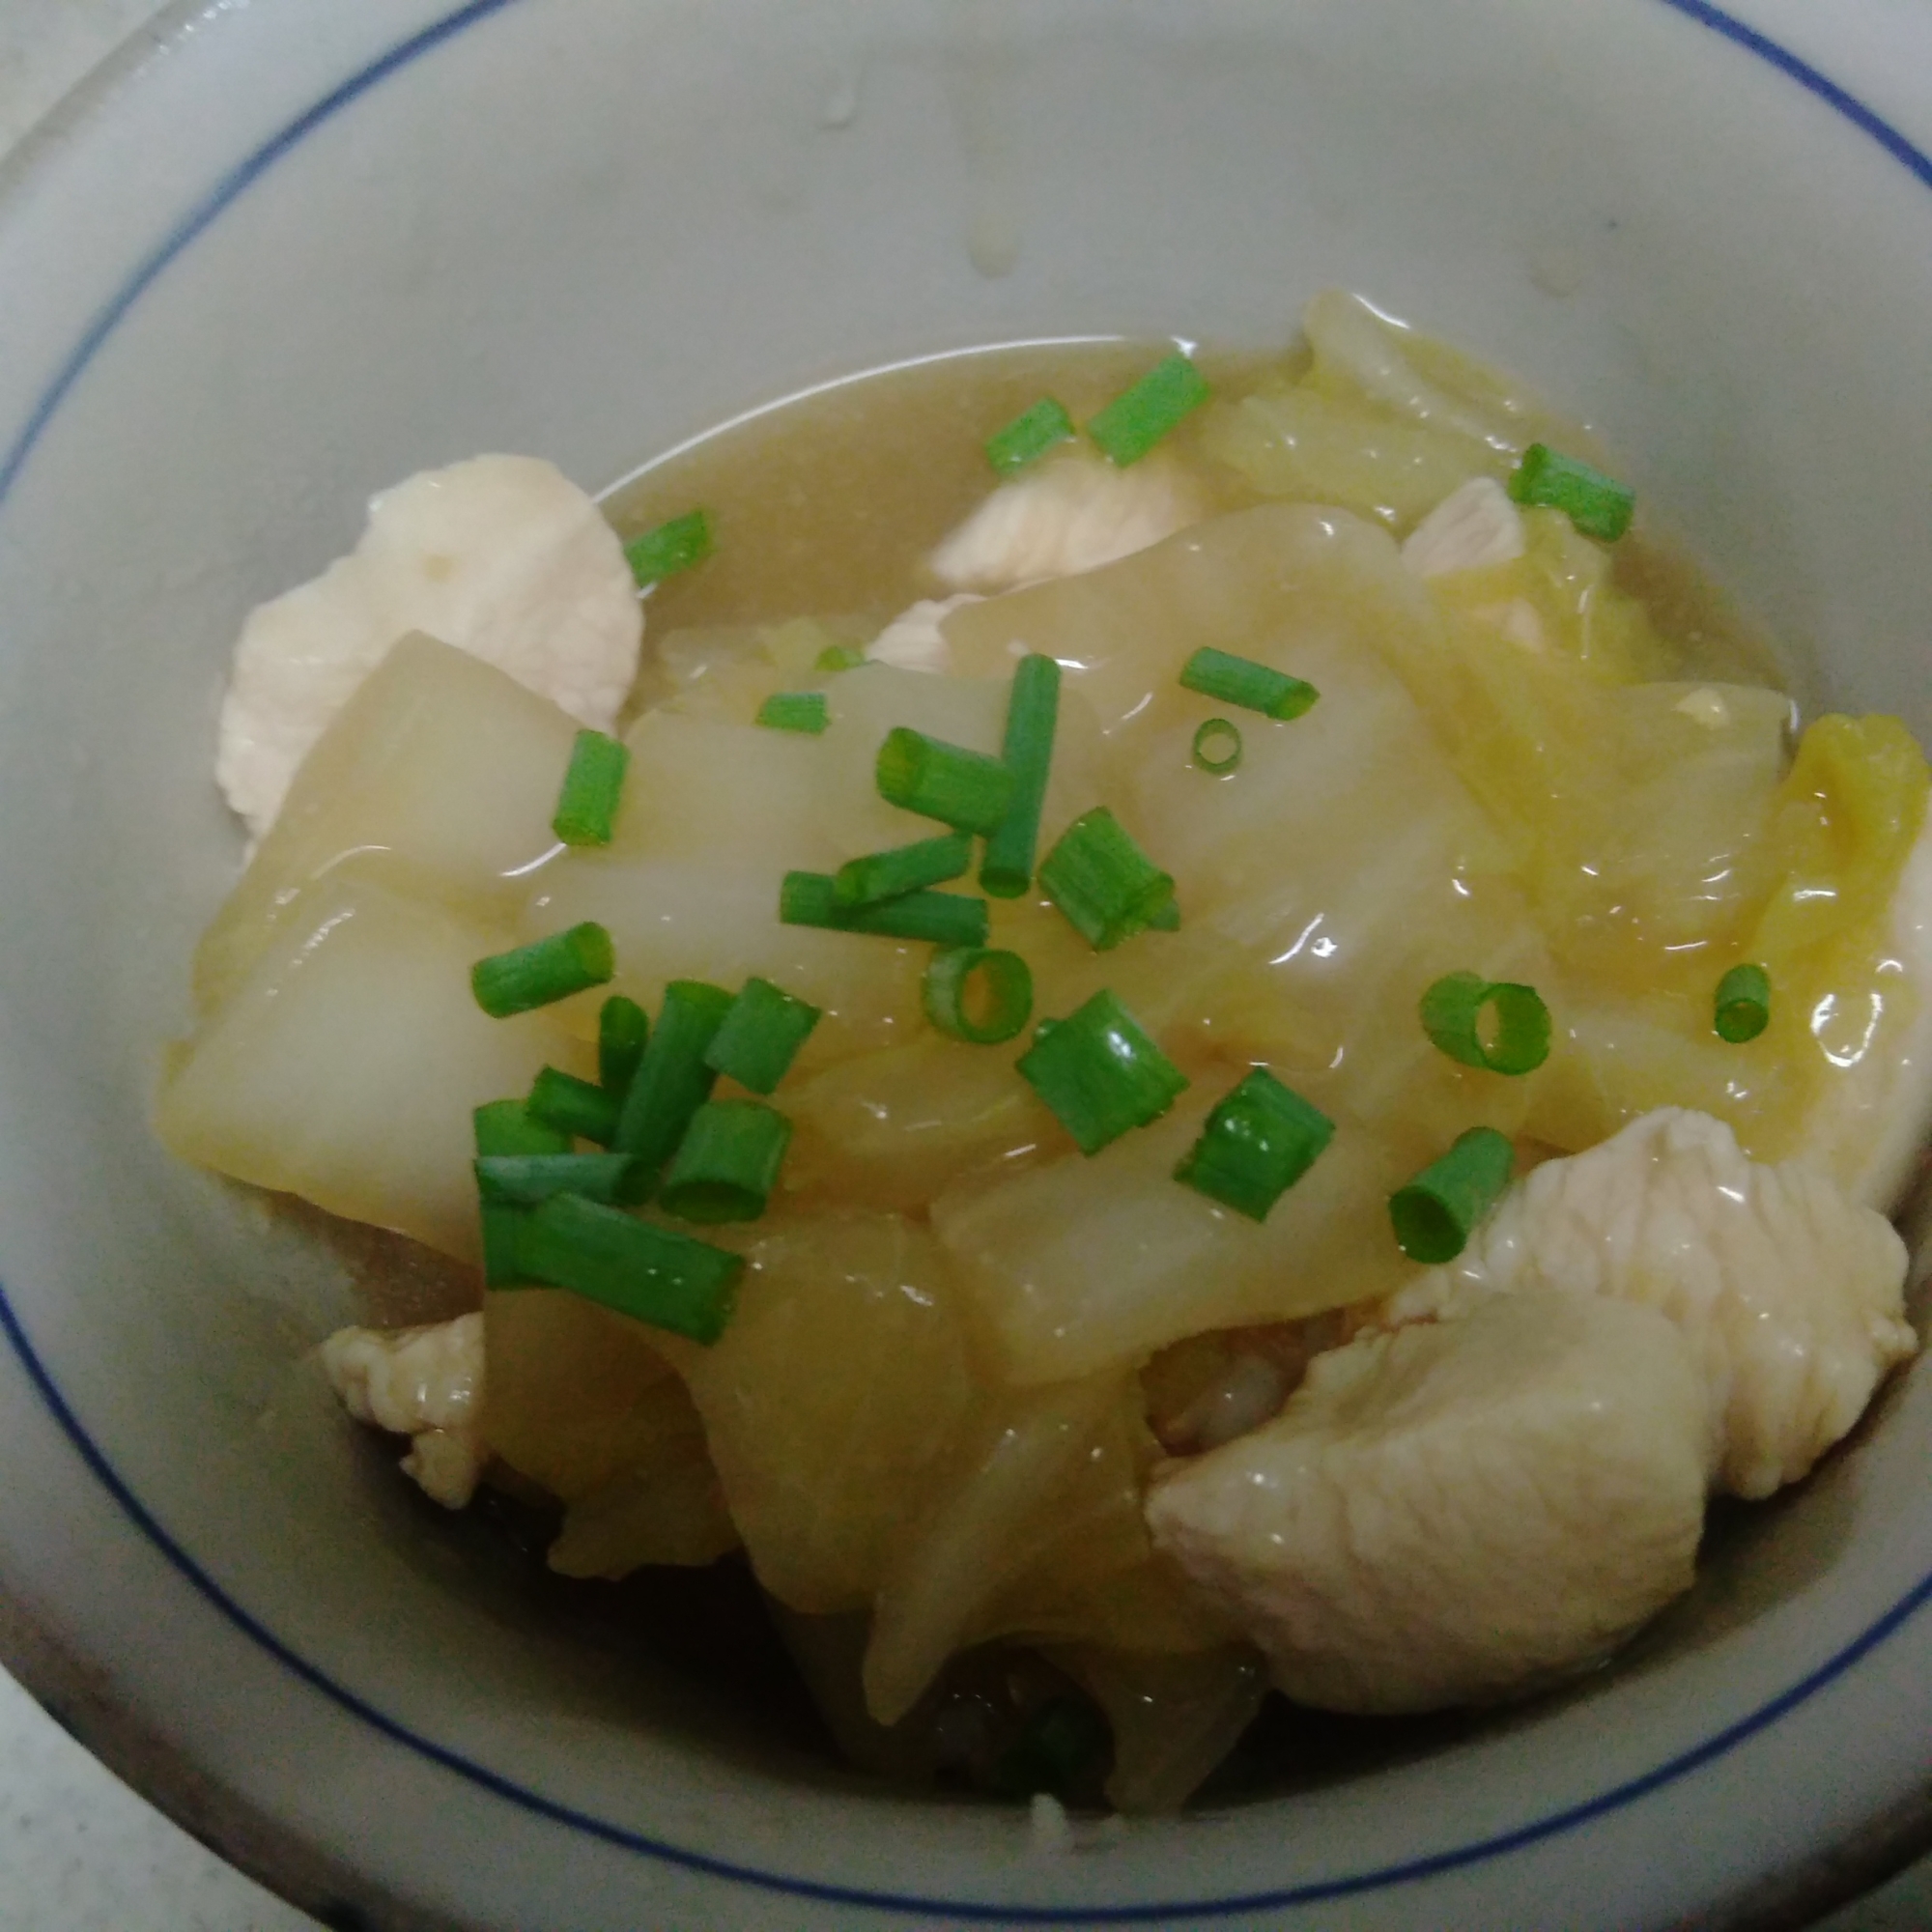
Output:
0 4 1927 1928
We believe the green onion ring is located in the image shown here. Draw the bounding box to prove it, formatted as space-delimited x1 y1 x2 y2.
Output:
923 947 1034 1045
1419 971 1551 1076
1191 718 1243 776
1714 962 1772 1043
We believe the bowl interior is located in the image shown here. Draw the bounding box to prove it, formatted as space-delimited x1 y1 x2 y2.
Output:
1 1 1930 1924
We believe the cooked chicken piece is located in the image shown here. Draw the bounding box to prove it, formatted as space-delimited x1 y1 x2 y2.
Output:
927 452 1201 592
217 455 639 836
1147 1294 1709 1714
320 1312 486 1508
1399 476 1525 578
1384 1108 1915 1498
867 593 982 673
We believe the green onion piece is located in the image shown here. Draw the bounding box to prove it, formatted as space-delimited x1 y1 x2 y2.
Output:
526 1065 620 1146
474 1098 572 1160
511 1193 742 1345
1146 895 1180 932
875 726 1016 834
471 923 614 1018
815 642 868 673
1179 647 1320 722
658 1098 793 1223
1714 962 1772 1043
1174 1067 1335 1221
551 729 630 846
834 831 974 909
1016 990 1189 1155
613 979 734 1177
624 508 714 586
474 1151 637 1206
780 871 991 948
992 1694 1112 1801
1506 443 1635 543
1086 353 1211 468
755 692 831 735
1419 971 1552 1077
473 1100 570 1287
1038 807 1176 952
985 396 1077 476
1388 1126 1516 1264
1191 718 1242 775
598 994 649 1096
980 652 1063 898
704 977 822 1094
923 947 1034 1045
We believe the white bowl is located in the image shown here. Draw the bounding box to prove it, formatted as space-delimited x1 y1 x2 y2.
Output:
2 3 1931 1926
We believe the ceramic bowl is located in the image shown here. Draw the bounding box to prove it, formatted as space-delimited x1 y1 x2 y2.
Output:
2 3 1931 1926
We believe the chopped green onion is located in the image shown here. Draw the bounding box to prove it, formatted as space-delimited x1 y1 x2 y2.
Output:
980 653 1063 898
755 692 831 735
1388 1126 1515 1264
923 947 1034 1045
1419 971 1552 1076
551 730 630 846
474 1151 637 1205
624 508 714 586
511 1193 742 1345
598 994 649 1096
474 1099 572 1159
1086 353 1211 468
1715 962 1772 1043
613 979 734 1178
1175 1067 1335 1221
659 1099 793 1223
834 831 974 909
704 977 822 1094
1191 718 1242 775
993 1694 1112 1801
471 923 613 1018
473 1100 570 1286
815 641 868 673
1016 990 1189 1155
526 1065 621 1146
875 726 1015 834
1038 807 1176 952
985 397 1077 476
780 871 991 947
1179 647 1320 722
1506 444 1634 543
1146 895 1180 932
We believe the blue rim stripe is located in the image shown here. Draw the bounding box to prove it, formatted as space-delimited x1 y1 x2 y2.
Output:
1661 0 1932 189
0 0 521 513
0 0 1929 1920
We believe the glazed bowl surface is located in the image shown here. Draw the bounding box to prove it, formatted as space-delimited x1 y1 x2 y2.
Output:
1 3 1931 1927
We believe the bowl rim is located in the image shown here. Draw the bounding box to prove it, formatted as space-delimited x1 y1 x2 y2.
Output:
3 1 1932 1925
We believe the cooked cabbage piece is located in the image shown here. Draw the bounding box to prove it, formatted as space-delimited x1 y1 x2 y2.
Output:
194 633 580 1011
158 867 587 1261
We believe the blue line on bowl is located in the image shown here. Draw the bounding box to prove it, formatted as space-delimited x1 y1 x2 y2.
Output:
0 0 1927 1918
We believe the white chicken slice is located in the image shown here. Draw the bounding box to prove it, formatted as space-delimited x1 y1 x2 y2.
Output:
1146 1293 1709 1715
1384 1109 1915 1499
216 456 641 838
866 593 982 674
320 1312 487 1509
1399 476 1525 578
927 452 1202 593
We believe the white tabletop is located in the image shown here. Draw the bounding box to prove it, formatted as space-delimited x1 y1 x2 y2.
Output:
0 5 1925 1928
